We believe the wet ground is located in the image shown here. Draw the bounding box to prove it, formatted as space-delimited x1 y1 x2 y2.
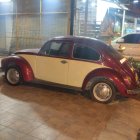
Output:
0 72 140 140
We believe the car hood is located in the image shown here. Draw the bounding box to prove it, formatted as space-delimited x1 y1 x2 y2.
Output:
15 48 40 55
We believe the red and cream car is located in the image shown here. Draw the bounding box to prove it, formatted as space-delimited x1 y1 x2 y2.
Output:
1 36 140 103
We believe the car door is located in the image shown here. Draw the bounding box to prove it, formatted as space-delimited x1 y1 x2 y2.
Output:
67 43 103 88
35 40 73 85
118 34 140 60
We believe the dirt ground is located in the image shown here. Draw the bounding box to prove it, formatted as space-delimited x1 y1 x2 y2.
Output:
0 72 140 140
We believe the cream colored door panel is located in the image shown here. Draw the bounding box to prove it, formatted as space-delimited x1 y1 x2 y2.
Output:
68 60 105 88
18 54 37 74
36 56 68 84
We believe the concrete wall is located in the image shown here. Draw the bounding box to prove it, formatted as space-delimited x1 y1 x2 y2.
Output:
0 0 70 55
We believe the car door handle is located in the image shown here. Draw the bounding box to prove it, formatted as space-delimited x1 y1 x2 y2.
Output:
60 60 68 64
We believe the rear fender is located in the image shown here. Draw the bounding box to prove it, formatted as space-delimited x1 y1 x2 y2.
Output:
82 68 128 96
2 55 34 82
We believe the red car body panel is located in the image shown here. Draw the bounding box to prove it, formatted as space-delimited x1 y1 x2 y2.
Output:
1 55 34 81
82 68 128 96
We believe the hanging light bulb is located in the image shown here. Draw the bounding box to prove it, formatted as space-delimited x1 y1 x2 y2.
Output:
82 0 86 3
133 0 139 3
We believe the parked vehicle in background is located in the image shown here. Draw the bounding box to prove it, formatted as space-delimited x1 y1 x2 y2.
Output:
111 33 140 61
1 36 140 103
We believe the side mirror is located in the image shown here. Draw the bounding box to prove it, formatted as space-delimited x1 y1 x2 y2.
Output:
118 45 126 52
116 38 124 43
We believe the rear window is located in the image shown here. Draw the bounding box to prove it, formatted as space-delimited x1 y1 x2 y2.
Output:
73 43 100 61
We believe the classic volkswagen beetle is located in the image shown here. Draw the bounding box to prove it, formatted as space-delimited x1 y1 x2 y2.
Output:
1 36 140 103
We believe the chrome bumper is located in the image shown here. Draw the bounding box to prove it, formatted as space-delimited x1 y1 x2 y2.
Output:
127 88 140 95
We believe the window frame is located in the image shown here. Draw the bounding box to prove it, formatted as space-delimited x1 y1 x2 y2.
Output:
72 43 101 62
39 40 73 59
39 41 51 55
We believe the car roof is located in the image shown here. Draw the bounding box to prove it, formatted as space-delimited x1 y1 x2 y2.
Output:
52 36 99 42
121 33 140 38
51 36 108 50
112 33 140 42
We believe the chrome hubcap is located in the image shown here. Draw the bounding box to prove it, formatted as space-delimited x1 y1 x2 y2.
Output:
93 82 112 102
7 68 20 84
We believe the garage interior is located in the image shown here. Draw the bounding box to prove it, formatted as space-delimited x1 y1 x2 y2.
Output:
0 0 140 140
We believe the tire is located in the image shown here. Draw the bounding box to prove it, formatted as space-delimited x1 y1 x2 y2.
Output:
5 66 22 86
90 77 116 104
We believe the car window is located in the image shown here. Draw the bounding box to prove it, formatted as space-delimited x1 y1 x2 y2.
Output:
39 42 51 55
123 34 140 44
73 44 100 61
49 42 62 56
58 43 72 57
49 41 72 57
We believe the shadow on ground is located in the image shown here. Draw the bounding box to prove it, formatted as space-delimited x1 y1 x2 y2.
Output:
0 76 140 140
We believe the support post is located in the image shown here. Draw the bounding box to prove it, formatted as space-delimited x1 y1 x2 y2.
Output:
40 0 42 44
134 18 137 32
70 0 75 35
84 0 89 36
121 9 125 36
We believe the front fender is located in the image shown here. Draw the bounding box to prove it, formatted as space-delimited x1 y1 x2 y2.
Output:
1 55 34 82
82 68 128 96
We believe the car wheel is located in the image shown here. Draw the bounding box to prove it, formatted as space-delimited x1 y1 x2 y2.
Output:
5 66 22 86
90 78 116 104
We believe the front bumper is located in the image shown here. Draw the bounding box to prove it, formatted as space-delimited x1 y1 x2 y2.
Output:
127 88 140 95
